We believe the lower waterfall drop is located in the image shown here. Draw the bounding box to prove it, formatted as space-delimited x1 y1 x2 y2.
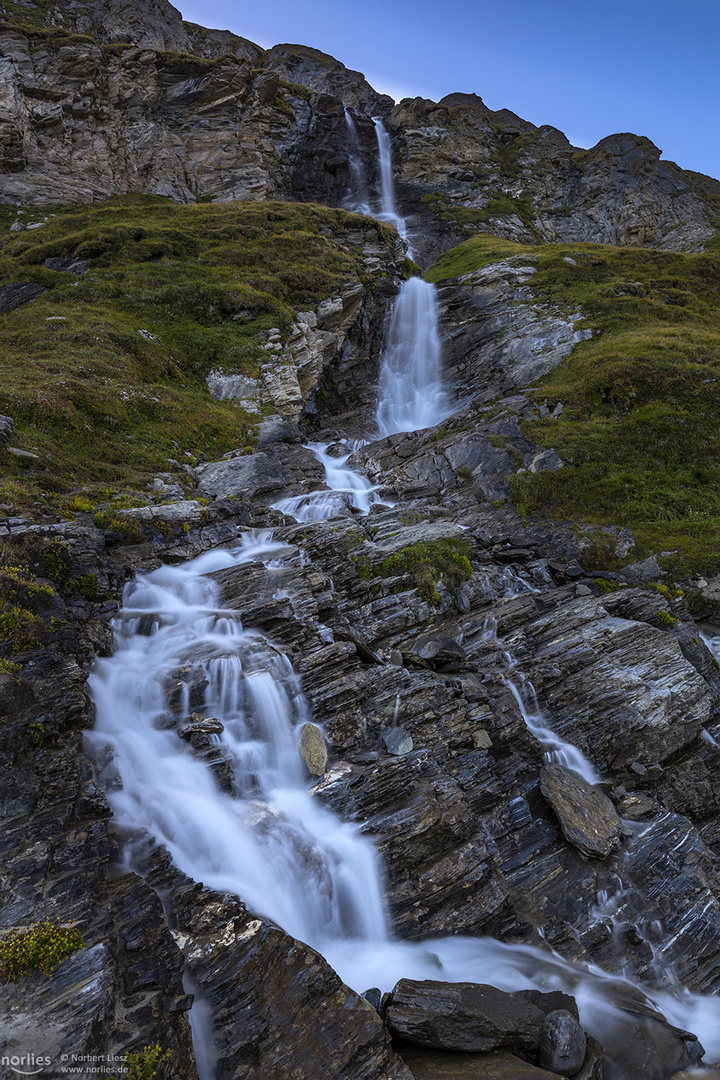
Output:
376 276 449 437
87 534 720 1078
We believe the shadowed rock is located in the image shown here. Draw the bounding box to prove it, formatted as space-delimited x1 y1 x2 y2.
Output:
385 979 544 1052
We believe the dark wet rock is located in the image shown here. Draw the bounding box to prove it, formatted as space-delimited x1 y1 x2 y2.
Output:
516 989 579 1020
146 854 413 1080
0 282 47 314
44 256 89 274
385 979 544 1053
540 763 622 858
574 1036 604 1080
540 1009 586 1076
0 414 13 447
383 726 414 756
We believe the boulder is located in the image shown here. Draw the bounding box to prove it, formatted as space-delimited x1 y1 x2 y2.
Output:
298 723 328 776
540 762 623 858
385 979 545 1053
382 726 413 756
540 1009 586 1076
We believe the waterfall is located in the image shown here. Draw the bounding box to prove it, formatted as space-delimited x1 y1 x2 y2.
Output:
343 109 372 215
87 535 720 1076
372 118 408 244
375 276 449 437
272 442 382 522
87 535 388 952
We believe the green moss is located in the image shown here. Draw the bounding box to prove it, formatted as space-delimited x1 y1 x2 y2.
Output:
379 538 472 606
455 465 473 482
592 578 624 593
92 512 145 543
27 719 46 747
0 920 83 982
426 235 534 282
351 554 372 580
65 572 100 600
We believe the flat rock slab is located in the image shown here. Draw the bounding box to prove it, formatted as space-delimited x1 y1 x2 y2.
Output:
398 1047 566 1080
540 762 622 858
386 979 544 1053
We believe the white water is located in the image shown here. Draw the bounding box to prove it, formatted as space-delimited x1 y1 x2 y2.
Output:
372 118 409 245
342 109 372 215
87 535 720 1076
505 673 602 785
376 276 449 437
272 442 381 522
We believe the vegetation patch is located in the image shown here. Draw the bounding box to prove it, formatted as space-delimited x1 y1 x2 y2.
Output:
379 538 473 605
428 237 720 574
0 919 83 981
0 195 380 513
113 1044 171 1080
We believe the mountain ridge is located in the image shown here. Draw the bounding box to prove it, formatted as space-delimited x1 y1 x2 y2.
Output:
1 0 718 262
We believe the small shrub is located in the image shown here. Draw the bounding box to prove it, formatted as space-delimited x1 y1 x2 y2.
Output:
0 657 21 675
0 920 83 982
65 572 100 600
93 512 145 543
646 581 684 599
0 605 44 653
592 578 624 593
115 1044 171 1080
27 720 46 747
455 465 473 483
656 609 678 628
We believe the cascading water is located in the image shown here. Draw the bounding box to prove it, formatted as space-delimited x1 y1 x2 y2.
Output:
342 109 372 215
87 534 387 950
375 276 449 437
372 117 408 244
272 441 381 522
88 534 720 1077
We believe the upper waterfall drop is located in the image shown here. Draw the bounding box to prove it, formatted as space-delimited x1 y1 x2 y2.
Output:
375 275 449 437
372 118 409 247
342 108 372 215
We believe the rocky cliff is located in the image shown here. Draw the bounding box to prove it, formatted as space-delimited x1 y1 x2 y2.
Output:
1 0 719 261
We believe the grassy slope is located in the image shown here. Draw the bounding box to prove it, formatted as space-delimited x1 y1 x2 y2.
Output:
428 235 720 574
0 195 382 512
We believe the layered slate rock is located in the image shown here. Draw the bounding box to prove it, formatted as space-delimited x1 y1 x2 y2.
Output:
398 1047 570 1080
385 979 544 1053
540 763 622 859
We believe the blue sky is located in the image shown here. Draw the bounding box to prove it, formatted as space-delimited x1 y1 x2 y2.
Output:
178 0 720 181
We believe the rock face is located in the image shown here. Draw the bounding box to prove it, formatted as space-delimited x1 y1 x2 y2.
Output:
1 1 718 260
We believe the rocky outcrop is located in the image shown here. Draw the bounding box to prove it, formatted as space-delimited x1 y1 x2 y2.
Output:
1 3 717 262
393 95 717 259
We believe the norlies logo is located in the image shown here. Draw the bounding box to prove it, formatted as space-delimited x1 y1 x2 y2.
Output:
1 1055 52 1076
